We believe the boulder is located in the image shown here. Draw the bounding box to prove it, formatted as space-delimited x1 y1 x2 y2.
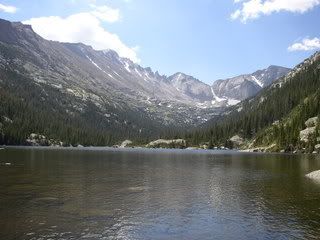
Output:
26 133 61 146
306 170 320 181
186 147 199 150
299 127 316 142
305 117 318 128
3 116 13 123
201 145 208 149
229 135 244 147
147 139 186 148
30 133 38 139
315 144 320 153
120 140 133 148
272 120 280 126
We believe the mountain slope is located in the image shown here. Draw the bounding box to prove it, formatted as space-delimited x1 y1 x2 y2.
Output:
187 52 320 152
0 18 222 145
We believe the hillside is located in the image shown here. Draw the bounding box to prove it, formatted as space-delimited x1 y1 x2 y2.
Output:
187 52 320 153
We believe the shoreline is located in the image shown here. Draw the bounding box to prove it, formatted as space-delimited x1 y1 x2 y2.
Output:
1 145 317 155
0 145 235 152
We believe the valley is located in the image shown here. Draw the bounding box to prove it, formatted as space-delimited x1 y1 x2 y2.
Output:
0 18 319 153
0 18 290 147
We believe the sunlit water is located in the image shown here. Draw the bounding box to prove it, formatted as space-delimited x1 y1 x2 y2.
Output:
1 147 320 240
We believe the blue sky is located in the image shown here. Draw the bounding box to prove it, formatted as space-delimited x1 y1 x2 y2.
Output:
0 0 319 84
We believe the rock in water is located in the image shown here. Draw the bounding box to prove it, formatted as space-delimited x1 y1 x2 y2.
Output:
306 170 320 181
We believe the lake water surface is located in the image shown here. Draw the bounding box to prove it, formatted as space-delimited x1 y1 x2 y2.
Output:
1 147 320 240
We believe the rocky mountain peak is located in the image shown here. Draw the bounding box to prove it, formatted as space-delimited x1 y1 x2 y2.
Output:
211 65 291 105
0 19 44 46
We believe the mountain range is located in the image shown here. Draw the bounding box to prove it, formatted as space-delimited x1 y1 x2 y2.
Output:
0 18 293 146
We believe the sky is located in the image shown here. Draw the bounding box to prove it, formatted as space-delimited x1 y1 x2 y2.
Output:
0 0 319 84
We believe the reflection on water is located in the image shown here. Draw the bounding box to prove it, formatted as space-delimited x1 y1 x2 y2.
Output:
0 147 320 239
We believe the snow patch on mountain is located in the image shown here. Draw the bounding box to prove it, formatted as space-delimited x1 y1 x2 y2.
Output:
124 61 131 73
176 73 182 82
86 55 102 71
211 87 225 103
86 54 115 79
228 99 240 106
108 73 115 79
251 76 263 87
135 68 142 77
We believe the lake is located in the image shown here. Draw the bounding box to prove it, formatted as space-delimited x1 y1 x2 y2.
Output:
1 147 320 239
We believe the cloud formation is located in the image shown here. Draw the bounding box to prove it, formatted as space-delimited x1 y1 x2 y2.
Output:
288 37 320 51
23 6 140 63
0 3 17 13
231 0 320 23
89 4 121 23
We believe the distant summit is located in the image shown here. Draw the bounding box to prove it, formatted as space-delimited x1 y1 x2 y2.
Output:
211 65 291 106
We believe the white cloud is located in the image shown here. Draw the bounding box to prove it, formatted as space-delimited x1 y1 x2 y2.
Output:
288 37 320 51
0 3 17 13
23 7 140 63
231 0 320 23
89 4 121 23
